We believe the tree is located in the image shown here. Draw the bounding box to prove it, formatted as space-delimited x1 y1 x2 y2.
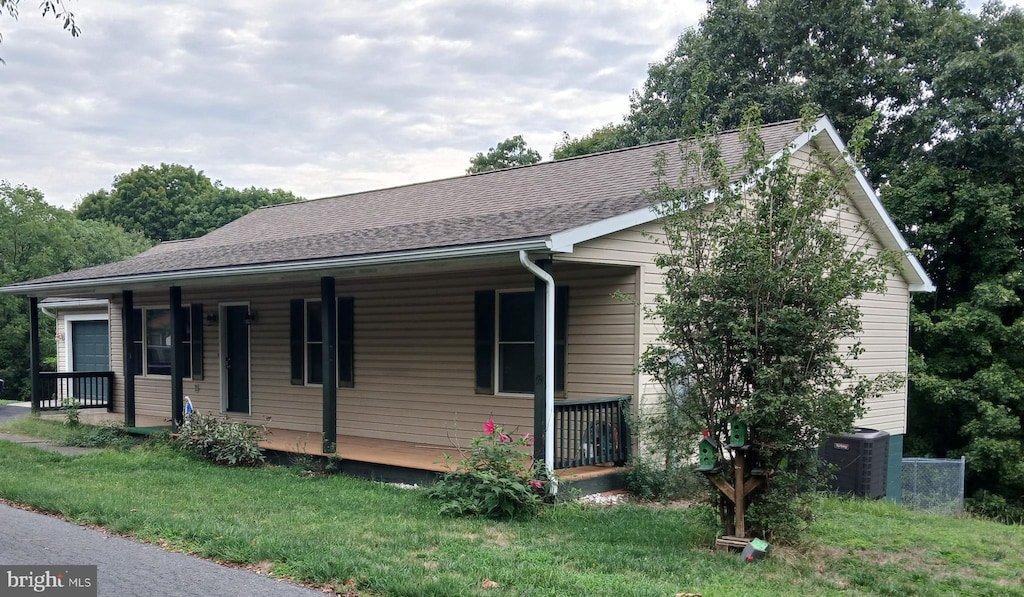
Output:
173 186 302 239
76 164 217 242
76 164 304 242
552 123 634 160
640 107 901 542
466 135 541 174
0 181 151 401
884 5 1024 520
562 0 1024 520
0 0 79 63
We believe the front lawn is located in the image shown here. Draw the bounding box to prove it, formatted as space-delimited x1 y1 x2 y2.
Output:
0 432 1021 596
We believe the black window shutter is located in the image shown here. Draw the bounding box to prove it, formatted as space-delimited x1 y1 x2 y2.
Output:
555 286 569 392
131 308 143 376
190 304 204 380
474 290 495 394
337 297 354 387
289 299 304 385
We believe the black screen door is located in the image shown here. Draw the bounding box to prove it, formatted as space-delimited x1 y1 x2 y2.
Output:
223 306 250 413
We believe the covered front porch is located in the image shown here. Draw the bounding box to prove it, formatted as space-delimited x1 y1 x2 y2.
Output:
24 257 639 489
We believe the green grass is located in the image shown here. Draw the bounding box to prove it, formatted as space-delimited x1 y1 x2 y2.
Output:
0 416 137 448
0 437 1021 596
0 399 21 406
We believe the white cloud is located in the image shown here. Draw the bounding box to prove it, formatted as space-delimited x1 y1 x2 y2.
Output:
9 0 1017 209
1 0 705 208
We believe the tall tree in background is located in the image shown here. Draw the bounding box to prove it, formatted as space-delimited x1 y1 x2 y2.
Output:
0 181 151 401
76 164 303 242
173 186 301 239
559 0 1024 518
466 135 542 173
76 164 217 242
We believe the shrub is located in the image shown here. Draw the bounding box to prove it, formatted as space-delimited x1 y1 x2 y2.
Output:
622 455 701 502
429 419 550 519
60 396 80 426
176 412 266 467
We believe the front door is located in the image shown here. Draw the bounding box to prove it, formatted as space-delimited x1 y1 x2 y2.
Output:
222 305 250 413
70 320 110 401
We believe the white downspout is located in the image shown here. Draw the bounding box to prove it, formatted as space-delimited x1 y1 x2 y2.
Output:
518 250 557 494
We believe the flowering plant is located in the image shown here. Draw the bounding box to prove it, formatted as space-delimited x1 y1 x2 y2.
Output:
428 419 551 519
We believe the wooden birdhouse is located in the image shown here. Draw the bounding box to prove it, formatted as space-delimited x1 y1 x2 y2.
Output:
728 415 749 448
698 434 719 471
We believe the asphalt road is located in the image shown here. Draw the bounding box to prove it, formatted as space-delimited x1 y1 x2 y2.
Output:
0 504 324 597
0 404 324 596
0 403 28 423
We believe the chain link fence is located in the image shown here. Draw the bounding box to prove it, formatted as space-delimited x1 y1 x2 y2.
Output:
901 457 966 515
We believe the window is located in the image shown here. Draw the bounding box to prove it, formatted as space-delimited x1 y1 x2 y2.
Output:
475 287 568 395
498 292 535 393
130 305 202 378
289 297 354 387
305 300 323 384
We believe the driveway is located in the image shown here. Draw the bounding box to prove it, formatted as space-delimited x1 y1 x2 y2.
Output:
0 403 30 423
0 503 324 596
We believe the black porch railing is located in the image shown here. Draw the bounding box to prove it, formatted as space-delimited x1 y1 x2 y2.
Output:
37 371 114 411
554 395 630 469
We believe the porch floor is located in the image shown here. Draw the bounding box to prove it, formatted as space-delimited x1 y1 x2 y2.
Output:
101 413 617 481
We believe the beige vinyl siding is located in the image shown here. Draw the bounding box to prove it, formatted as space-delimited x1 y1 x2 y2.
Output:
567 148 913 437
562 221 667 415
108 298 125 411
116 263 637 447
55 311 67 372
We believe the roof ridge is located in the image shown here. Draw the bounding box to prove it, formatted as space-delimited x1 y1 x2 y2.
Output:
257 118 808 210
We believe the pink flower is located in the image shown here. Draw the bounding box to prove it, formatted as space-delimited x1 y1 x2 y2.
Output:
483 419 495 434
499 433 510 443
529 479 543 489
523 433 534 446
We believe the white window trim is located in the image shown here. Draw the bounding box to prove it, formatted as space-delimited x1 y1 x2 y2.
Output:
304 299 323 387
63 313 110 373
495 288 535 396
136 305 193 379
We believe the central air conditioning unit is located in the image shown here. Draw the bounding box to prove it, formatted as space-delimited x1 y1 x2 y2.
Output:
819 428 890 499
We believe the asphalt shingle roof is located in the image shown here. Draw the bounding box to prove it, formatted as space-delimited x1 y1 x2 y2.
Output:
11 119 805 288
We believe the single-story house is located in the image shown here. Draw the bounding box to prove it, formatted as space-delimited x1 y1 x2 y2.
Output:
1 116 933 492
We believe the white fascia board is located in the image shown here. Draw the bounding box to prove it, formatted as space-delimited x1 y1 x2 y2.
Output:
547 116 934 293
547 124 811 254
801 117 935 293
1 238 550 296
547 206 660 253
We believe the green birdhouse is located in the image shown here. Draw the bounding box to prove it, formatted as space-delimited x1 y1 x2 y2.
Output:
697 435 719 471
729 415 749 448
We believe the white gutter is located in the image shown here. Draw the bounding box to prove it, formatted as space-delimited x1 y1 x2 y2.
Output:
0 238 551 296
39 305 57 320
518 250 557 494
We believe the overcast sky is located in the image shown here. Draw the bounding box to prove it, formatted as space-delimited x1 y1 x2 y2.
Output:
2 1 1013 210
1 1 708 209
